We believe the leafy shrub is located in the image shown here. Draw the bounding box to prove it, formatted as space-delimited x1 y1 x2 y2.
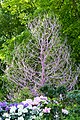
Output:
40 84 67 98
40 84 55 98
40 85 80 119
65 90 80 118
66 90 80 104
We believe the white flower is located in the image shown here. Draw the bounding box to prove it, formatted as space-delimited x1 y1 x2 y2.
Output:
27 104 32 109
5 119 10 120
32 100 39 105
62 109 68 115
0 118 2 120
17 104 24 109
3 113 9 118
32 106 37 110
54 114 58 118
54 100 59 104
25 99 33 105
60 94 63 100
18 111 22 116
10 106 16 113
18 116 24 120
31 115 36 119
39 112 43 116
17 105 24 116
22 108 28 113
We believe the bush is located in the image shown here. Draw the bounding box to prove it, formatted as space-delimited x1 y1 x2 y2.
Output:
66 90 80 104
40 84 67 98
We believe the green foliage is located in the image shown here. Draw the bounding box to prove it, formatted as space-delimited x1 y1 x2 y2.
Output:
1 0 36 24
0 7 26 41
1 29 32 63
62 90 80 119
0 0 36 61
51 0 80 64
40 85 80 119
66 90 80 104
57 86 67 95
40 84 54 98
12 86 33 103
0 0 80 64
0 75 13 101
40 84 67 98
33 0 80 64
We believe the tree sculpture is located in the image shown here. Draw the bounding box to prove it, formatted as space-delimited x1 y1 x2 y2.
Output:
5 15 79 96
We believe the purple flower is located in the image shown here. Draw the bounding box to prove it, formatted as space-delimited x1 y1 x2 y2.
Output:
0 101 7 108
18 102 24 108
0 102 3 110
9 103 18 108
19 102 24 105
5 106 10 112
24 103 29 107
13 103 18 107
0 102 2 106
9 103 14 107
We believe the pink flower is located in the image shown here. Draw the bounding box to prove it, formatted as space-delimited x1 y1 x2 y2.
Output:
43 107 51 113
40 95 47 101
62 109 68 115
32 100 39 106
32 97 41 105
34 97 41 103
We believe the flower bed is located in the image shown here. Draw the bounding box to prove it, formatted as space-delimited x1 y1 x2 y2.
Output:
1 93 80 120
0 95 70 120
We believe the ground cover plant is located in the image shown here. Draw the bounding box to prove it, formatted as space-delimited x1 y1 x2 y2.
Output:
0 90 80 120
0 95 69 120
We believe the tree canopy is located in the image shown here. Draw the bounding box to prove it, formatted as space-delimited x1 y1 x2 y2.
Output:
0 0 80 64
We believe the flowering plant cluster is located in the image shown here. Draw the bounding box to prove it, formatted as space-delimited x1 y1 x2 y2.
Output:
0 96 69 120
0 96 51 120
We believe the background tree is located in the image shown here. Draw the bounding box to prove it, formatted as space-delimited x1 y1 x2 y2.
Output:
50 0 80 64
0 0 36 53
1 0 80 65
0 0 36 100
